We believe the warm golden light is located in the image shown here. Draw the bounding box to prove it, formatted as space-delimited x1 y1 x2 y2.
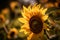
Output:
18 4 48 40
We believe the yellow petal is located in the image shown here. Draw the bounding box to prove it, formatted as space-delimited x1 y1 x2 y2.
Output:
19 24 30 35
40 7 44 15
21 23 30 29
40 7 43 11
32 3 37 9
27 33 33 40
28 5 32 10
43 23 49 30
18 18 27 23
23 6 29 13
21 11 29 21
42 14 48 21
19 29 29 35
25 12 32 19
42 8 47 15
37 4 41 9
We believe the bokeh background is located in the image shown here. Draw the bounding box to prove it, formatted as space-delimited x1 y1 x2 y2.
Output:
0 0 60 40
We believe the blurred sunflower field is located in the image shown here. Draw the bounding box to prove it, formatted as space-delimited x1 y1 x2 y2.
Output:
0 0 60 40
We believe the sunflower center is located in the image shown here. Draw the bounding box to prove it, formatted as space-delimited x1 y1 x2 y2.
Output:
29 16 43 34
10 32 15 38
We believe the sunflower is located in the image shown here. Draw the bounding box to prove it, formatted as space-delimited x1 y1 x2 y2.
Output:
18 4 48 40
7 28 18 39
0 15 5 24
